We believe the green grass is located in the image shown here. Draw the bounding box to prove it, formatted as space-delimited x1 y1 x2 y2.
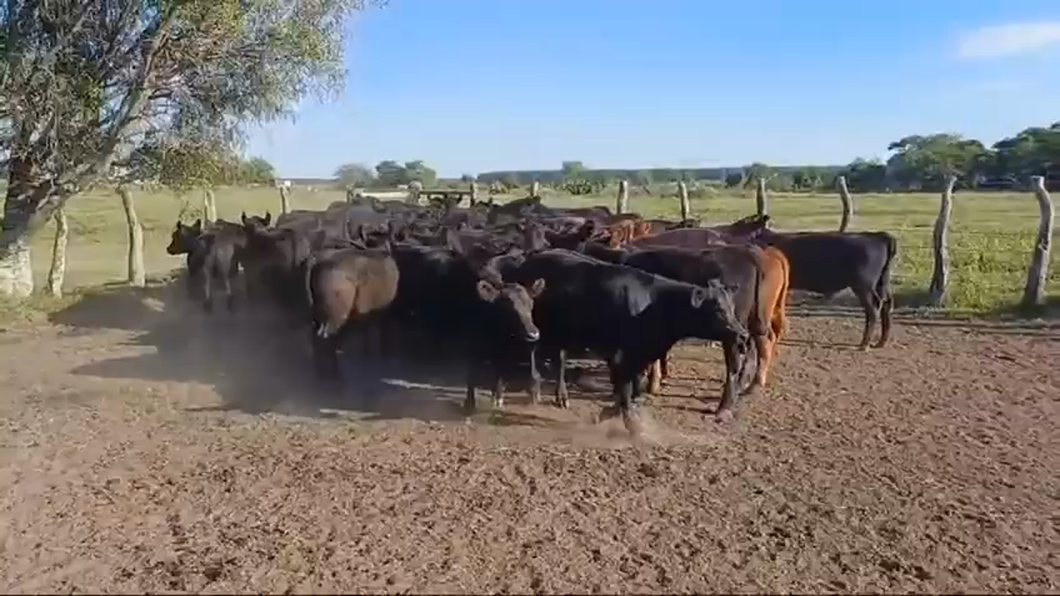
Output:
3 183 1058 322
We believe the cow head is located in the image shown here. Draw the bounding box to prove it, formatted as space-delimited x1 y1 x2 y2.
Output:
474 277 546 343
688 279 750 349
241 211 272 231
521 221 549 252
167 219 203 255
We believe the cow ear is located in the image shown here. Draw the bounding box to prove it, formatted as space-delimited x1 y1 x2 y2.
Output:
241 211 248 225
264 211 272 226
192 219 202 233
690 286 708 308
476 279 500 302
527 278 546 298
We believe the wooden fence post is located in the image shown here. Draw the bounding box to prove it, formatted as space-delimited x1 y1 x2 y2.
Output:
119 185 146 288
279 185 291 213
469 181 479 205
616 180 629 214
836 175 854 232
203 188 217 223
755 177 768 216
406 180 422 205
677 181 691 220
46 207 68 298
928 175 957 306
1022 176 1054 308
530 180 541 198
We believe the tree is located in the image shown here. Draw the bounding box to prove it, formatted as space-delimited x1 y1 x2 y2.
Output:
241 157 276 185
561 160 586 181
0 0 386 297
843 157 887 192
334 162 375 188
886 134 988 191
460 173 474 184
375 160 406 187
403 160 437 187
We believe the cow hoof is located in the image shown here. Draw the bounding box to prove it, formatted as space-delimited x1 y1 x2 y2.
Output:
714 409 735 424
873 340 888 349
742 382 763 397
621 409 642 437
857 344 870 352
493 397 505 409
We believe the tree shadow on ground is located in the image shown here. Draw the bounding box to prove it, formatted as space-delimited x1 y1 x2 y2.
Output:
48 279 612 426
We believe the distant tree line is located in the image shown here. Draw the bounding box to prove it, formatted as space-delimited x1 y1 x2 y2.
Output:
476 122 1060 193
334 160 438 189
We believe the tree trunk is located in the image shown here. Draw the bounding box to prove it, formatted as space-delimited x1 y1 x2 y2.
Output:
755 177 768 217
928 176 956 306
46 208 68 298
677 181 691 220
616 180 629 214
1022 176 1054 308
837 175 854 232
119 186 146 288
0 159 43 298
203 188 218 223
530 180 541 198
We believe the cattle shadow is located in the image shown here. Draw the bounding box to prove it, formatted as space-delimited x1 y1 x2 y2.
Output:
49 279 613 426
784 288 1060 340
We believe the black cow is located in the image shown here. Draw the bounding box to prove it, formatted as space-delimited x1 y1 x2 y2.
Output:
240 224 315 312
305 245 401 382
757 229 897 349
389 242 545 411
576 242 765 404
166 218 246 313
508 249 750 428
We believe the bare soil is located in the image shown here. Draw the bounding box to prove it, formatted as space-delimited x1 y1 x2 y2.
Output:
1 284 1058 594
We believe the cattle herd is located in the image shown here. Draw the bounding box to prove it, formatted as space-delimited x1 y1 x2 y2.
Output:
166 193 899 433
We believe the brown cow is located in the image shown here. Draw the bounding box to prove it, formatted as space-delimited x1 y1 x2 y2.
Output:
645 243 789 395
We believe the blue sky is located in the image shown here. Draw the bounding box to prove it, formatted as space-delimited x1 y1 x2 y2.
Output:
245 0 1060 178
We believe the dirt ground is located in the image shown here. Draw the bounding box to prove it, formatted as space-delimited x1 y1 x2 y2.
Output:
0 283 1057 594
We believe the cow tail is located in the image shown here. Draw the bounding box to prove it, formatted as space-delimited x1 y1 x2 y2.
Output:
750 249 768 338
303 251 328 339
876 232 898 309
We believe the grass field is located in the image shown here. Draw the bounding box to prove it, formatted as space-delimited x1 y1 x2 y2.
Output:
3 183 1057 321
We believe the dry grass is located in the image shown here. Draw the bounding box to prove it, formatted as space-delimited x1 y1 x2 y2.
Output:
2 183 1057 322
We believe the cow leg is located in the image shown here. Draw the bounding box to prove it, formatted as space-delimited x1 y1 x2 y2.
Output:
492 362 506 408
464 358 479 413
608 366 641 436
554 349 570 409
647 360 662 395
201 271 214 313
222 269 236 313
875 292 894 349
747 332 772 392
660 352 670 380
715 339 742 423
854 285 879 351
528 345 542 404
